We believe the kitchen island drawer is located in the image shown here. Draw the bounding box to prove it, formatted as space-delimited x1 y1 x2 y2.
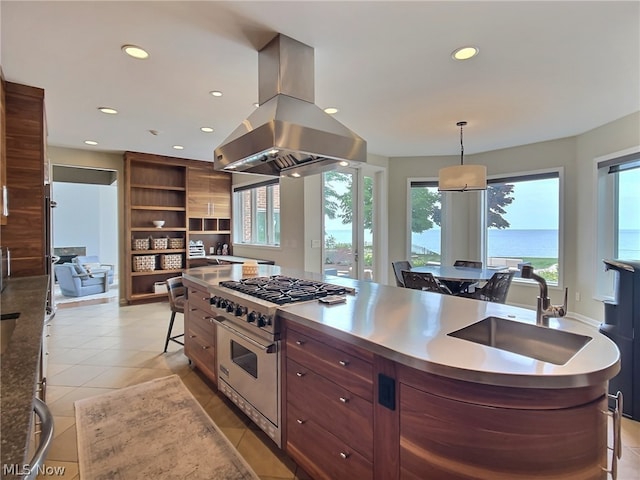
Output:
187 285 213 312
287 358 373 460
185 324 216 381
286 401 373 480
286 328 373 399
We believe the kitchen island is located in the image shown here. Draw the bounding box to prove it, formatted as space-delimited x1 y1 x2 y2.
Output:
183 264 620 480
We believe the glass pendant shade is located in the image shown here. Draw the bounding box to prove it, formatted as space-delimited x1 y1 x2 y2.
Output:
438 164 487 191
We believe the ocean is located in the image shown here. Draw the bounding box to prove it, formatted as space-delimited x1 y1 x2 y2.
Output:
325 228 640 260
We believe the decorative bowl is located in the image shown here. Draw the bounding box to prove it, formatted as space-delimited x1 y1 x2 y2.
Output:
152 220 165 228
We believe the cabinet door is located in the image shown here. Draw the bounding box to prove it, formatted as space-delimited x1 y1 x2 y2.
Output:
187 166 213 217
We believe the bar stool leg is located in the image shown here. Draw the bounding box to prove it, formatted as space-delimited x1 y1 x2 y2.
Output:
164 311 176 353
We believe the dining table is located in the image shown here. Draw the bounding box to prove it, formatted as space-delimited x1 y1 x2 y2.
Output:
410 265 507 295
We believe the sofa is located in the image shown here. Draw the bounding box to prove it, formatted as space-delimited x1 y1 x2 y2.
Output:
54 263 109 297
72 255 115 285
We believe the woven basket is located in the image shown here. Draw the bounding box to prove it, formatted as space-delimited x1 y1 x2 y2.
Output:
151 237 168 250
133 255 156 272
161 254 182 270
132 237 150 251
168 237 185 249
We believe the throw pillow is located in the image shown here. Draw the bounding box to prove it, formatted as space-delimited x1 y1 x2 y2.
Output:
83 262 102 277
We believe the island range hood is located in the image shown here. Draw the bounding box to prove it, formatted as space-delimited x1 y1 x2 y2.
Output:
214 34 367 177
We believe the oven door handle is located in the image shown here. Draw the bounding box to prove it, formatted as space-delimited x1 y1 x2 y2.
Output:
215 317 277 353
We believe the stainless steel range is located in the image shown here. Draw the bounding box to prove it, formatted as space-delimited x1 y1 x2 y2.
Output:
211 275 353 447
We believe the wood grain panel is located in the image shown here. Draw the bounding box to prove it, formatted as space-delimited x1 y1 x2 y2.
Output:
0 72 6 226
286 328 373 399
398 361 605 409
2 82 45 276
286 358 373 460
287 401 373 480
373 355 400 480
399 383 607 479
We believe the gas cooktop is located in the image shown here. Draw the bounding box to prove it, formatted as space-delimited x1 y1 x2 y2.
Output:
219 275 352 305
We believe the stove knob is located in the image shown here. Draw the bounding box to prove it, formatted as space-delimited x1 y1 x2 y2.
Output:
226 302 235 313
257 315 268 328
210 296 218 306
247 311 258 323
234 305 246 317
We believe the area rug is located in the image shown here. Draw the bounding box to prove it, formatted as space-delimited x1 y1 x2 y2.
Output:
74 374 259 480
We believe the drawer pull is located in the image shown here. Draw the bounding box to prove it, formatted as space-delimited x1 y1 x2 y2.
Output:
202 345 209 350
201 297 208 301
339 452 350 460
296 419 305 424
339 360 349 367
190 308 198 311
295 340 305 346
296 372 305 377
339 396 349 403
190 335 197 338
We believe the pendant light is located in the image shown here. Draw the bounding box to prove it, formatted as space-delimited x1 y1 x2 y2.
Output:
438 121 487 191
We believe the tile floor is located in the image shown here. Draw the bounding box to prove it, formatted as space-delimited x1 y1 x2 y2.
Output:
42 297 640 480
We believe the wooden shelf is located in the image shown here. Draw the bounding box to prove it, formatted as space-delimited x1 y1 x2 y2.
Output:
131 268 185 277
131 249 186 254
131 227 187 232
131 205 186 211
131 184 186 191
189 230 231 235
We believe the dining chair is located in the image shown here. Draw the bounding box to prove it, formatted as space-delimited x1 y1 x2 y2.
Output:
447 260 484 293
459 271 515 304
164 277 186 353
392 261 412 287
402 271 453 295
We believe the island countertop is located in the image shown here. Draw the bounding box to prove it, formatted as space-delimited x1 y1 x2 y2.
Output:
183 265 620 389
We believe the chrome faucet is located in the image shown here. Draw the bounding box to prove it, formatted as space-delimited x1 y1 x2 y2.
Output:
521 265 568 326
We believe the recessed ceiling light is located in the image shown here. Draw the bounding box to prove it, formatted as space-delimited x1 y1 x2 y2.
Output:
84 140 98 146
291 172 301 178
324 107 339 115
98 107 118 115
253 103 260 108
121 44 149 60
200 127 214 133
210 91 223 97
452 46 479 61
339 161 349 167
172 145 184 150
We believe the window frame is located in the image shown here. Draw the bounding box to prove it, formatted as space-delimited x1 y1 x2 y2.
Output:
482 168 564 288
594 146 640 299
232 178 281 247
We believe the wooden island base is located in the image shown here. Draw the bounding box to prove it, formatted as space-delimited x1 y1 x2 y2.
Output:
283 321 609 480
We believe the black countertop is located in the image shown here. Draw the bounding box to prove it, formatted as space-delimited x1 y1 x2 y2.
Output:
1 276 49 475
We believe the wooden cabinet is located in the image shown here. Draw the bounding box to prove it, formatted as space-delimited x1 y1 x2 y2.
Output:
124 154 234 303
0 72 6 226
124 152 188 303
184 280 216 383
396 364 608 480
1 82 46 276
187 163 231 260
284 321 374 480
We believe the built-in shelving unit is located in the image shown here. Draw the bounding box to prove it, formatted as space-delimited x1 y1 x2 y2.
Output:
124 152 232 304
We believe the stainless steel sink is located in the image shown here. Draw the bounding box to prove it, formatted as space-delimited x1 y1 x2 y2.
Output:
1 312 20 355
448 316 592 365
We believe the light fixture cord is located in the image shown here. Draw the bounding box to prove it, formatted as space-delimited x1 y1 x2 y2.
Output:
459 123 465 166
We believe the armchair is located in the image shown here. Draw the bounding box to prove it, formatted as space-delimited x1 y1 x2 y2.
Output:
72 255 115 285
54 263 109 297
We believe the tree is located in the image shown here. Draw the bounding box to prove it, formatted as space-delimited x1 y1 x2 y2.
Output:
324 172 515 234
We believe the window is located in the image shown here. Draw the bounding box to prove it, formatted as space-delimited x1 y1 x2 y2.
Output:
596 150 640 297
409 180 442 266
484 171 561 285
233 180 280 246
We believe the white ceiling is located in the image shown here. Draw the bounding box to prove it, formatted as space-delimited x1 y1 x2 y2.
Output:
1 1 638 163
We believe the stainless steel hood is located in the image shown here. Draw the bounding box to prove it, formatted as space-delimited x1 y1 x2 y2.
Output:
214 34 367 177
